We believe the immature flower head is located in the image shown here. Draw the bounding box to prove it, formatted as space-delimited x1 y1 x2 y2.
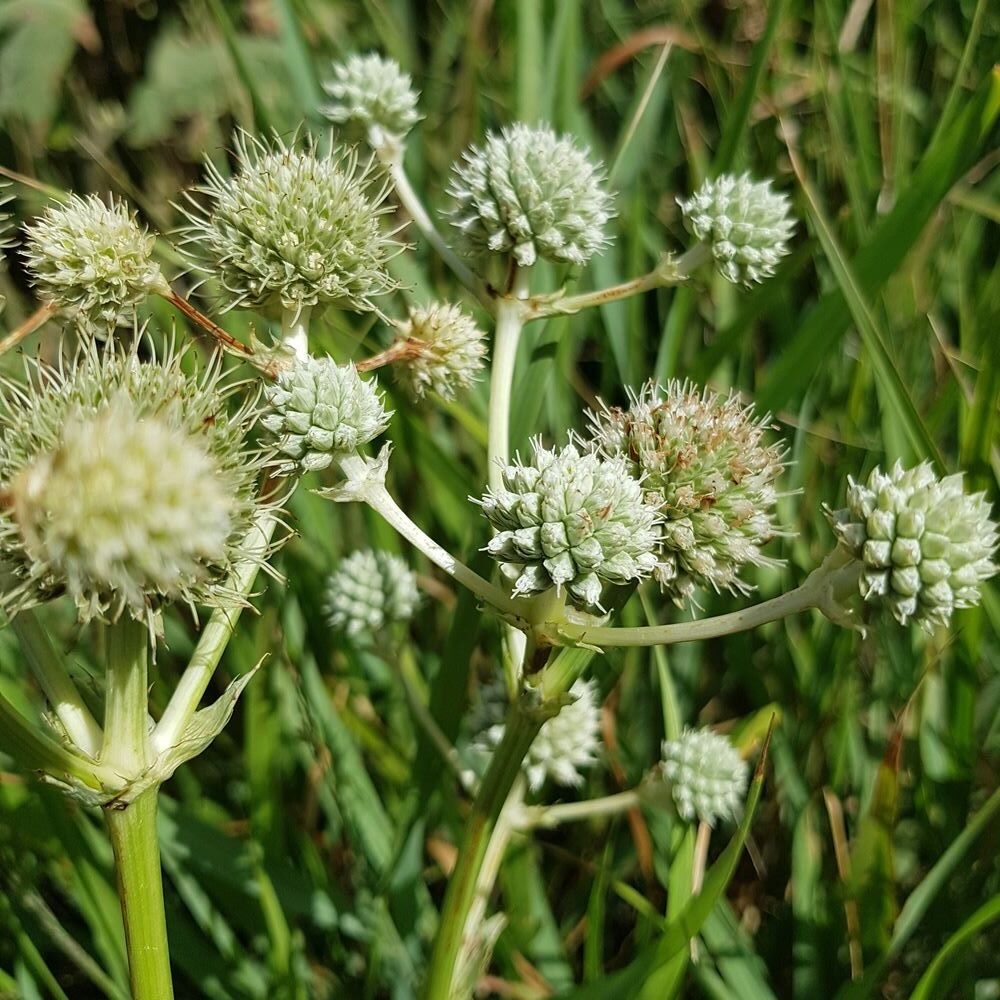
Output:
826 461 998 629
588 381 787 605
479 441 660 609
0 339 270 628
393 302 487 400
448 123 613 271
178 131 399 316
263 354 391 474
678 173 794 285
22 195 164 331
656 728 748 826
321 53 421 144
324 549 420 639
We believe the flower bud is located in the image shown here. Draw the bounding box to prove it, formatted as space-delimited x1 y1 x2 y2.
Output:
321 53 421 144
394 302 487 400
678 173 794 285
324 549 420 639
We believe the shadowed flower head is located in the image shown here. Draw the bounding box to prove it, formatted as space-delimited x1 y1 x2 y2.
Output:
321 52 421 144
393 302 487 400
324 549 420 639
655 728 748 826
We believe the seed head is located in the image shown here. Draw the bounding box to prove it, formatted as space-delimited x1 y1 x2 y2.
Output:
321 53 421 144
657 728 748 826
478 441 661 610
22 195 164 332
262 354 391 474
448 123 613 272
587 381 787 605
324 549 420 639
678 173 794 285
826 461 998 629
177 131 399 316
394 302 487 400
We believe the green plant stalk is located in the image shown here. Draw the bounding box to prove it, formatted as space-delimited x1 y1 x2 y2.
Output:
281 305 312 359
516 787 641 830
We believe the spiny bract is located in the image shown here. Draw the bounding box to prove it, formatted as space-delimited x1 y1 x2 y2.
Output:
678 173 794 285
22 194 164 332
0 339 270 628
394 302 487 400
263 354 391 474
658 728 748 826
324 549 420 639
448 123 613 271
478 441 661 609
0 181 15 250
587 380 787 605
826 461 998 629
177 131 399 315
321 52 421 143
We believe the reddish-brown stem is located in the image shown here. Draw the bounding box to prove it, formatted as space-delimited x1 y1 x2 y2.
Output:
354 338 422 372
0 301 58 356
160 289 254 358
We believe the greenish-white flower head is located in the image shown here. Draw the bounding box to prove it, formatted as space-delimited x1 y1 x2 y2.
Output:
478 441 661 610
262 354 391 474
321 53 421 145
394 302 487 400
825 461 998 629
177 131 400 317
324 549 420 639
448 123 613 275
0 339 271 629
655 728 748 827
587 381 787 605
678 173 794 285
22 194 164 332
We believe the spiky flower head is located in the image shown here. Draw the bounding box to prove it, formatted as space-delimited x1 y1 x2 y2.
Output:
321 52 421 144
0 339 271 628
656 728 748 827
448 123 613 273
22 194 164 332
177 131 399 317
825 461 998 629
678 173 794 285
263 354 391 474
324 549 420 639
587 381 787 605
478 441 660 609
393 302 487 400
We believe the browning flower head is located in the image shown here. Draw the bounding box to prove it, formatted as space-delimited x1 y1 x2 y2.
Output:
587 380 788 605
177 131 400 316
324 548 420 639
394 302 487 400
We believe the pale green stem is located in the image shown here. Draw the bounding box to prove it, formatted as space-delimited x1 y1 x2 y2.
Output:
102 619 150 778
11 611 103 758
151 512 277 756
281 305 312 360
514 787 642 830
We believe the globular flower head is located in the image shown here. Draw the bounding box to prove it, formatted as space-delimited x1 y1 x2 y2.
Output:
324 549 420 639
678 173 794 285
393 302 487 400
321 52 421 144
448 123 613 272
587 381 787 605
826 461 998 629
262 354 391 474
177 131 399 316
0 338 271 629
22 194 164 332
656 728 748 826
478 441 661 610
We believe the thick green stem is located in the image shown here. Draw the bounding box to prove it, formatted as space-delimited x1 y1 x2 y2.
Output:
487 281 529 493
281 305 312 360
515 787 641 830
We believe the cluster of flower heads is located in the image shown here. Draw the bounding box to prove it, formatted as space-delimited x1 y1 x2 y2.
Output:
826 461 998 629
324 548 420 639
448 123 614 272
177 131 400 316
22 195 165 332
321 52 421 144
587 380 787 605
0 339 270 629
478 441 661 610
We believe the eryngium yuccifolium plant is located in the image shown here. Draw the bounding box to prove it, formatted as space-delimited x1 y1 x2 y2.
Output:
324 549 420 639
478 441 660 609
588 381 787 604
678 173 795 285
321 52 421 142
394 302 487 400
22 194 164 331
448 123 613 270
0 341 269 627
177 131 399 315
825 461 998 629
263 354 391 474
656 728 749 827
